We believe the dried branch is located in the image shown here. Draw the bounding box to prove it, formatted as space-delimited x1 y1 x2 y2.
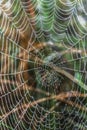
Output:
0 91 87 120
48 63 87 91
0 81 50 97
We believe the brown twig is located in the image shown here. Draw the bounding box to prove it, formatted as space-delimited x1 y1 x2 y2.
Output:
0 81 50 97
48 63 87 90
62 99 87 112
0 91 87 120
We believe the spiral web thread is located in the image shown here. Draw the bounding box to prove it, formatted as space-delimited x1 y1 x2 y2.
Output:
0 0 87 129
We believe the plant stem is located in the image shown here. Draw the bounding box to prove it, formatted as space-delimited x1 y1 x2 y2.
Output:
0 91 87 120
48 63 87 91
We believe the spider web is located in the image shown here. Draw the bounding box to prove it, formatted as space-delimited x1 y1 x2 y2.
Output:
0 0 87 130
